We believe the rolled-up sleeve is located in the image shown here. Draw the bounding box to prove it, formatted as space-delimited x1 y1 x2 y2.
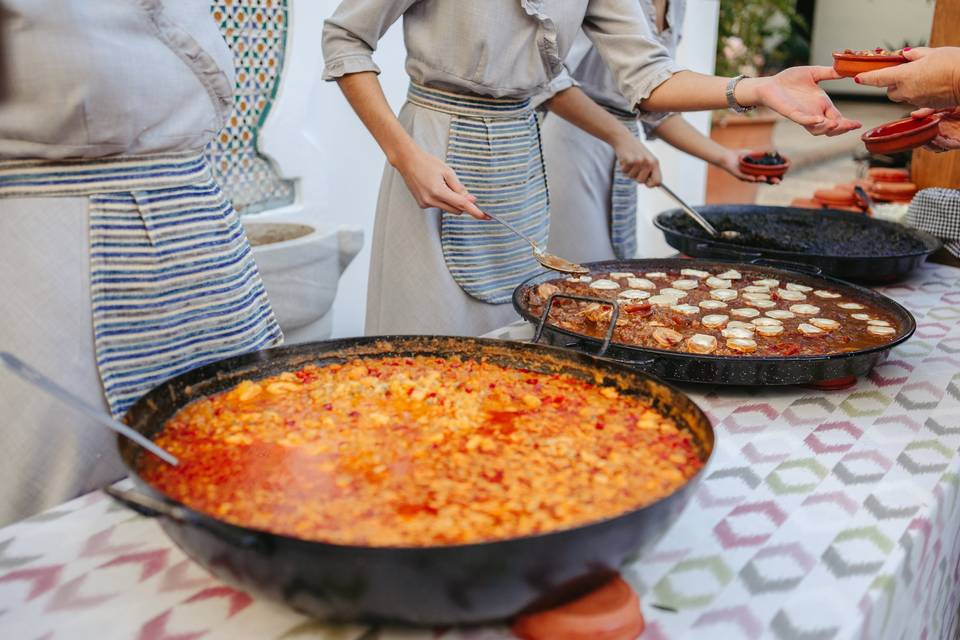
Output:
321 0 419 81
530 67 579 110
640 111 674 138
581 0 684 113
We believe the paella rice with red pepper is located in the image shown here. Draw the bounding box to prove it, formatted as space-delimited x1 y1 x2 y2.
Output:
140 356 703 547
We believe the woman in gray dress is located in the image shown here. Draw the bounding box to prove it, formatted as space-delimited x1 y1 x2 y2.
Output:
541 0 773 262
322 0 860 338
0 1 282 525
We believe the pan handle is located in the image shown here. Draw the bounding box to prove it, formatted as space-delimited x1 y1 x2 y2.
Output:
104 486 270 552
693 242 762 262
749 257 823 276
533 293 620 358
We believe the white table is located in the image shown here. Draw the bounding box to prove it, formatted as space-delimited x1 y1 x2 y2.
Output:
3 263 960 639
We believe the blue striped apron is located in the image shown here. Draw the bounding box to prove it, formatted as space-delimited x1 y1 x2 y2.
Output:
609 112 640 260
407 83 550 304
0 151 283 416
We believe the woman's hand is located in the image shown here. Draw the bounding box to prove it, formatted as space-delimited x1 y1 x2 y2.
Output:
393 147 489 219
914 107 960 152
717 150 779 184
740 66 862 136
336 72 488 220
856 47 960 109
613 134 662 187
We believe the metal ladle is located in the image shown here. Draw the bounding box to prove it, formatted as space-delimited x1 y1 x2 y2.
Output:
854 185 876 216
484 211 589 275
0 352 179 466
659 184 740 240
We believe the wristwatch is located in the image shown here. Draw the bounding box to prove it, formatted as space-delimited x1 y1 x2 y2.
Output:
726 75 756 114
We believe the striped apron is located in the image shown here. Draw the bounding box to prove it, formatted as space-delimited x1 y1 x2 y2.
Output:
407 83 550 304
0 151 283 416
609 111 640 260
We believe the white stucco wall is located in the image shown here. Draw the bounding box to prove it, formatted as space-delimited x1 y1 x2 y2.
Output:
637 0 720 258
278 1 720 338
811 0 934 97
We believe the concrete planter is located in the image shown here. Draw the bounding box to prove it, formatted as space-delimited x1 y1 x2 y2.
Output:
245 222 363 345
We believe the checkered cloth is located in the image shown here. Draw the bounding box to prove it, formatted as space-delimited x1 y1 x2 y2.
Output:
906 188 960 257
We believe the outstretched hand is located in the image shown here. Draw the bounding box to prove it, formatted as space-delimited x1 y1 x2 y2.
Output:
748 66 861 136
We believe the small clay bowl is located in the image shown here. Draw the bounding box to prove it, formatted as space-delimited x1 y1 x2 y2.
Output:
867 167 910 183
790 198 823 210
862 115 941 154
833 51 907 77
867 188 914 204
814 187 857 208
739 152 791 180
871 181 918 198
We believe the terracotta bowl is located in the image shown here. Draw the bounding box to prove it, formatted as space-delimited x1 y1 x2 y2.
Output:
833 51 907 77
867 188 915 204
789 198 823 210
813 187 857 208
867 168 910 183
872 181 918 198
739 152 791 179
862 115 941 154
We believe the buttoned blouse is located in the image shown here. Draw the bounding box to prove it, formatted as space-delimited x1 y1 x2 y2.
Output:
0 0 235 160
322 0 682 110
564 0 686 134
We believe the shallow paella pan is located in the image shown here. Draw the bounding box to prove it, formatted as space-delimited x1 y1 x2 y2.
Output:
654 205 941 283
106 335 714 625
512 258 916 386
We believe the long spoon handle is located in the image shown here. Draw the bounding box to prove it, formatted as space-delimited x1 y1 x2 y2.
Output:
659 184 721 238
0 352 179 466
485 211 541 252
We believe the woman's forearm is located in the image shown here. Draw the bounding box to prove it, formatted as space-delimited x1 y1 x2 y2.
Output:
652 115 728 166
335 72 419 167
639 67 859 137
545 87 661 186
639 71 759 112
545 86 635 147
335 71 486 218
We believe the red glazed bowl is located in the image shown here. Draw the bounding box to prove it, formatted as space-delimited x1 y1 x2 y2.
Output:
789 198 823 210
862 115 941 154
833 51 907 77
872 181 918 198
813 187 857 208
739 152 791 179
867 168 910 183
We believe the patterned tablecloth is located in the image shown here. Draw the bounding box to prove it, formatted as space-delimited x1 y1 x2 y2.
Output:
3 263 960 640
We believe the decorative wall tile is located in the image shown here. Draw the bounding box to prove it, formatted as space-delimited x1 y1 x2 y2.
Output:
207 0 294 215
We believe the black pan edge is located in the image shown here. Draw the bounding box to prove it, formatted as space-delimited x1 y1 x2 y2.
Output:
654 205 941 259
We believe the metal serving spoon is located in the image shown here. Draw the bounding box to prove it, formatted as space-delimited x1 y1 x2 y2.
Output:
484 211 589 275
854 185 876 216
0 352 179 466
659 184 740 240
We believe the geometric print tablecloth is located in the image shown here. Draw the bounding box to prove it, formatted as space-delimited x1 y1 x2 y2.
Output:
2 262 960 640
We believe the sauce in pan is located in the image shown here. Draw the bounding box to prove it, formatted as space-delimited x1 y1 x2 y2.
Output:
140 356 704 546
525 268 901 357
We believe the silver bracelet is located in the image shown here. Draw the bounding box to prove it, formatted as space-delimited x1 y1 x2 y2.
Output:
726 75 756 114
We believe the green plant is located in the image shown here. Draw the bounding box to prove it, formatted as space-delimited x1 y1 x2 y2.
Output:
715 0 809 78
